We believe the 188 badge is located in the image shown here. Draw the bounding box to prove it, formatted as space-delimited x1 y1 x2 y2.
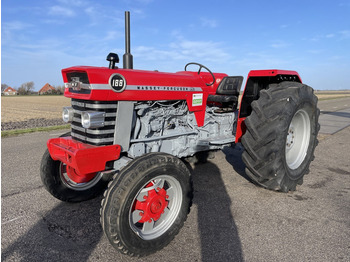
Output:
109 74 126 92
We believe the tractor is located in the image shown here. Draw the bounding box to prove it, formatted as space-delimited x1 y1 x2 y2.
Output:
40 11 320 256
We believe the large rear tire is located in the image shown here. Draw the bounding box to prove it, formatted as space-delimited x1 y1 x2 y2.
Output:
241 82 320 192
100 153 192 257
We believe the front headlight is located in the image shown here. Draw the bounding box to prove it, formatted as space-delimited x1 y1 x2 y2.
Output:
81 111 105 129
62 107 74 123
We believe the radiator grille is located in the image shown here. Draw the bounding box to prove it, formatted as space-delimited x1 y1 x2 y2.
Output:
71 99 117 146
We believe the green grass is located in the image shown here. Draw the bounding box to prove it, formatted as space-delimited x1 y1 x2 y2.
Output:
1 125 70 138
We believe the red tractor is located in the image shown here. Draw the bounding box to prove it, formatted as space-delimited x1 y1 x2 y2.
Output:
40 12 320 256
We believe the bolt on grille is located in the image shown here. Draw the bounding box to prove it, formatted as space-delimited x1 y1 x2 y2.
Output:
71 99 117 146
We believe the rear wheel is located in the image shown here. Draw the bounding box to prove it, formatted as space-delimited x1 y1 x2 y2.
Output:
100 153 192 257
241 82 320 192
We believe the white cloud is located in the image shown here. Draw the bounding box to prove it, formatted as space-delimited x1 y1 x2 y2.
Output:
84 6 124 26
176 40 229 61
270 40 289 49
49 5 75 17
307 49 324 54
3 21 30 30
2 21 33 45
200 18 218 28
57 0 87 6
309 31 350 42
339 30 350 39
42 19 66 25
131 37 231 73
121 0 154 5
135 0 154 5
339 2 350 7
234 51 300 70
104 31 122 41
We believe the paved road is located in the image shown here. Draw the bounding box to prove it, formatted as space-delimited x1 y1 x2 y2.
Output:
318 97 350 134
2 98 350 262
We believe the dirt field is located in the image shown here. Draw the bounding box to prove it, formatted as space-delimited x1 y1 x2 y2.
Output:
315 90 350 100
1 96 70 122
1 91 350 123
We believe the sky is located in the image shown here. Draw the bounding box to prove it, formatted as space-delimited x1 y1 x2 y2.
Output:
1 0 350 91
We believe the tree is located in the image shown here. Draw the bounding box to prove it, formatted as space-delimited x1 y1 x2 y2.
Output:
1 83 9 92
17 81 34 95
55 85 65 95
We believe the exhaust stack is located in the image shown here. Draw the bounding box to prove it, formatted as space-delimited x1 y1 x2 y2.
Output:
123 11 133 69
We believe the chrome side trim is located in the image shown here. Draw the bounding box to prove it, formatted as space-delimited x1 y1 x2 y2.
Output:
88 84 203 92
65 82 91 89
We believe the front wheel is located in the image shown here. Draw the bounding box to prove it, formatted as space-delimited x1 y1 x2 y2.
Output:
241 82 320 192
100 153 192 257
40 149 109 202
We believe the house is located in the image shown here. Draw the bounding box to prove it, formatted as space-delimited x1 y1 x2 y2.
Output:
38 83 55 95
3 87 17 95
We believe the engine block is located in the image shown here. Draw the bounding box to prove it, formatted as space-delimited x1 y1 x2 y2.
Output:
128 101 236 158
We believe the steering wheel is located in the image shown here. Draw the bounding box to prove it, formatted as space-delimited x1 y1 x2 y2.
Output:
184 62 216 86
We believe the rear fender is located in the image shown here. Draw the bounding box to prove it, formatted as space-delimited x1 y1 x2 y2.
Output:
235 69 302 143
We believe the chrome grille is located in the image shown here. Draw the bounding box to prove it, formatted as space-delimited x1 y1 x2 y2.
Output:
71 99 117 146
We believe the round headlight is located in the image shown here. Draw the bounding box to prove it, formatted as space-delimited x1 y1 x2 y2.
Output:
62 107 74 123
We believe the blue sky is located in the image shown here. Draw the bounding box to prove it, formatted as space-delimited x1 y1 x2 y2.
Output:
2 0 350 90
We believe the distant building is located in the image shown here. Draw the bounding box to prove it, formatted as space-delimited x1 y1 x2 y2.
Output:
38 83 55 95
3 87 17 96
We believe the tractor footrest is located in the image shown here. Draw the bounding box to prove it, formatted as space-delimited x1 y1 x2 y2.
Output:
197 136 236 147
207 136 236 145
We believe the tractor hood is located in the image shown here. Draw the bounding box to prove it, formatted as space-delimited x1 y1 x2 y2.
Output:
62 66 228 102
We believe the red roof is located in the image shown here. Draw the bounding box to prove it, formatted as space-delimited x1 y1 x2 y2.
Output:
4 87 17 93
39 83 55 94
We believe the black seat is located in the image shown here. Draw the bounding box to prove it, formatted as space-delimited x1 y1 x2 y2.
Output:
216 76 243 95
207 76 243 110
207 76 243 101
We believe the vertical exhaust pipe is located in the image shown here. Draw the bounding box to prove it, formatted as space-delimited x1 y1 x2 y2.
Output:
123 11 133 69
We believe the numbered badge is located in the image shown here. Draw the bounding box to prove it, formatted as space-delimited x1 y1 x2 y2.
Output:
109 73 126 92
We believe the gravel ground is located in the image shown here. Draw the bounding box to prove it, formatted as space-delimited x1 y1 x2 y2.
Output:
1 118 66 131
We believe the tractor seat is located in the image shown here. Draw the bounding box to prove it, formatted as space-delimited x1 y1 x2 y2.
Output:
207 76 243 106
216 76 243 95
